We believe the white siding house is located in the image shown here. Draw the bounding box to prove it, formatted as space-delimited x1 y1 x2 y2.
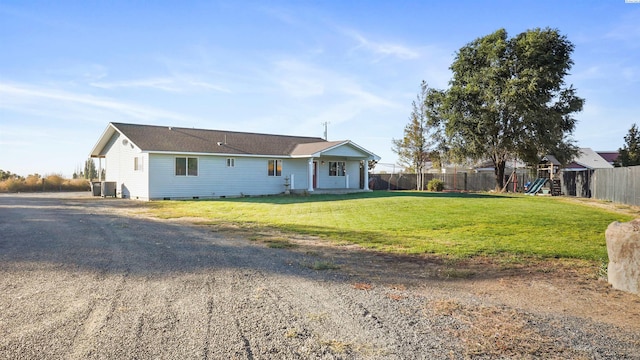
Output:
90 123 380 200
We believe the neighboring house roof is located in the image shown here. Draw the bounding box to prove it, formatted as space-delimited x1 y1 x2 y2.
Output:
565 148 614 170
90 122 380 160
596 151 619 165
472 158 527 173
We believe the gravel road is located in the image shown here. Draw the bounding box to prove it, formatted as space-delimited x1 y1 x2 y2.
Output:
1 193 639 359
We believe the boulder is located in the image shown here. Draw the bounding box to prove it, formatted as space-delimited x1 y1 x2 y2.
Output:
606 219 640 295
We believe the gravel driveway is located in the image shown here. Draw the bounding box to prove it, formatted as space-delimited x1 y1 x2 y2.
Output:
1 193 639 359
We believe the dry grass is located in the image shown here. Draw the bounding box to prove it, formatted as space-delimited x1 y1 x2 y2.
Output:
320 339 351 353
429 299 591 358
353 283 373 291
0 176 90 192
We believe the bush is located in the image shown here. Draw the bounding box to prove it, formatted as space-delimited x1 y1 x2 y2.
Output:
65 178 91 191
0 178 23 192
0 174 90 192
45 174 65 188
427 178 445 192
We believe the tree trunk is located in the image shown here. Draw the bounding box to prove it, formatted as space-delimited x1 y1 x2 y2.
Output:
494 160 506 191
416 168 425 191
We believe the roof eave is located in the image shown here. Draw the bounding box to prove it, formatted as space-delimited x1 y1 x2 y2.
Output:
292 140 380 160
89 123 117 158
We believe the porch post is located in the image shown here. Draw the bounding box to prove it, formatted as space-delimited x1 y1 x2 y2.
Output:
363 160 370 190
307 158 314 192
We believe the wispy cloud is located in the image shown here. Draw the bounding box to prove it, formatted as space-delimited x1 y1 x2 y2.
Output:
0 82 199 123
341 28 420 60
605 9 640 43
270 58 400 108
258 5 301 26
90 76 231 93
271 59 326 98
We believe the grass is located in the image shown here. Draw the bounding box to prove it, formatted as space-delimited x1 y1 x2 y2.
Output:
150 191 634 261
302 260 340 271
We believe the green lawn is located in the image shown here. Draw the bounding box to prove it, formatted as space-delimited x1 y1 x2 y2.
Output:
150 191 634 260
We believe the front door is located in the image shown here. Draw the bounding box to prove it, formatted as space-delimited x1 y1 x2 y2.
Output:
313 161 318 189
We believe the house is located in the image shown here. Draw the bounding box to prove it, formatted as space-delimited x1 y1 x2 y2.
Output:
89 122 380 200
564 148 615 171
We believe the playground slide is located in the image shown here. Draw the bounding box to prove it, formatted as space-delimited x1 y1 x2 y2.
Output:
524 179 536 194
527 178 545 194
525 178 546 195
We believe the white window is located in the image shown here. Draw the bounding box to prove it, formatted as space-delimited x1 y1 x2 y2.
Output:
226 158 235 167
329 161 345 176
268 159 282 176
134 156 143 171
176 157 198 176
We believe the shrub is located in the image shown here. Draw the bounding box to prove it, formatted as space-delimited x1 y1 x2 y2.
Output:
427 178 445 192
0 178 23 192
0 174 90 192
65 178 91 191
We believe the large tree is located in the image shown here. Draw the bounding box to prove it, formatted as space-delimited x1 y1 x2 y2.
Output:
436 28 584 190
392 81 441 190
615 123 640 167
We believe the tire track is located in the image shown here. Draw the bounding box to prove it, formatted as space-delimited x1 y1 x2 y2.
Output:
68 273 129 359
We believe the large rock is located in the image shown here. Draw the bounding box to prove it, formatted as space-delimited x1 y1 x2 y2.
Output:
606 219 640 295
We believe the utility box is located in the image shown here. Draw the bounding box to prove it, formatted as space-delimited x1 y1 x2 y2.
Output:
91 182 101 196
101 181 117 197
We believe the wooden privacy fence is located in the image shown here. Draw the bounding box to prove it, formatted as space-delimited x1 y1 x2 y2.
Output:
369 172 530 192
591 166 640 206
371 166 640 207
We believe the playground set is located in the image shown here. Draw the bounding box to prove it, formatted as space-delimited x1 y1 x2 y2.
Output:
524 155 562 196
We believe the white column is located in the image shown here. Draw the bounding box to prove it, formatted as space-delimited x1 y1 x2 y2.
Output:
345 174 349 189
307 158 314 192
290 174 295 190
363 161 370 190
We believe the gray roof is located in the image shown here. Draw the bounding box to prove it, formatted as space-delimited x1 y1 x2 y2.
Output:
571 148 614 169
90 123 379 160
291 141 347 157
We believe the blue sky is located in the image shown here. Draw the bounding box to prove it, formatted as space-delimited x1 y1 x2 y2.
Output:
1 1 639 177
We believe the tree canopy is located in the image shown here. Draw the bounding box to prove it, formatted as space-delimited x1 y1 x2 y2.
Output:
431 28 584 190
615 123 640 167
83 158 98 180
